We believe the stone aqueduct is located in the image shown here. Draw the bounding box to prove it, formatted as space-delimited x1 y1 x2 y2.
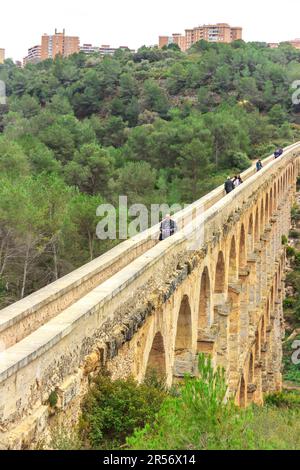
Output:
1 143 300 449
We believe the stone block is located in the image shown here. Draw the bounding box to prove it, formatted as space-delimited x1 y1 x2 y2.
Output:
0 405 48 450
173 352 196 377
83 351 100 375
57 370 83 411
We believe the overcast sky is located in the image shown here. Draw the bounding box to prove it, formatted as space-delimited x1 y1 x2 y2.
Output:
1 0 300 61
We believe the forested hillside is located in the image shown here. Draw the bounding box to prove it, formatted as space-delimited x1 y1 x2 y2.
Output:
0 40 300 305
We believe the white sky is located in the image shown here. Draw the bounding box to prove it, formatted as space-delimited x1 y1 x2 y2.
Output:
1 0 300 61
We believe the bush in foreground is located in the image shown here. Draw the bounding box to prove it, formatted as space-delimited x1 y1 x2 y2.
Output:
79 369 167 449
127 356 300 450
127 355 256 450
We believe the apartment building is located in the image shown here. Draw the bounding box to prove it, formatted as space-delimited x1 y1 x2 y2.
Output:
81 44 135 56
41 29 80 60
159 23 243 51
0 48 5 64
158 34 189 50
80 44 100 54
268 39 300 49
23 45 41 65
289 39 300 49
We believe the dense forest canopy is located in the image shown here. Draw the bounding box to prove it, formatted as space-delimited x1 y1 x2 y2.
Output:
0 40 300 305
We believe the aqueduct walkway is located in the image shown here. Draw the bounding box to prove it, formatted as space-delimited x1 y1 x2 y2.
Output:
0 143 300 448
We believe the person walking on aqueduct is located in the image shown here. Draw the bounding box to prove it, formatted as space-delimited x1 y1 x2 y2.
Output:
233 174 243 188
224 176 234 194
256 159 263 172
159 214 178 241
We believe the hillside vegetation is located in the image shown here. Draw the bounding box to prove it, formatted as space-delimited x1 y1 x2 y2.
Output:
0 40 300 305
49 356 300 450
282 202 300 387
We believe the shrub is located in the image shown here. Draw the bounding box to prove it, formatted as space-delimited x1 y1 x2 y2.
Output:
265 391 300 409
291 205 300 222
294 252 300 269
282 235 288 246
295 305 300 322
230 152 251 171
286 245 296 258
127 356 300 450
283 297 296 309
289 230 300 240
48 391 58 408
50 425 83 450
286 271 300 291
127 355 256 450
246 406 300 450
80 370 167 449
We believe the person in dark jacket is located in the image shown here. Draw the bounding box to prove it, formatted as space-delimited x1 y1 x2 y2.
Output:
159 214 178 241
274 148 283 159
256 160 263 172
224 176 234 194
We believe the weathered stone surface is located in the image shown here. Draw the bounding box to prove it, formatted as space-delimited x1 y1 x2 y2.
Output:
0 406 48 450
57 370 83 410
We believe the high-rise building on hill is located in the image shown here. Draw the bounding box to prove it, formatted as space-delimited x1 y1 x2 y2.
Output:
23 45 41 66
41 29 80 60
159 23 243 51
289 39 300 49
0 48 5 64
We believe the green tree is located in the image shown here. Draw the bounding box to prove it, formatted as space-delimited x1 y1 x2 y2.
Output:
9 94 40 118
0 137 29 177
268 104 288 126
64 143 113 195
111 161 157 205
142 79 170 117
177 136 214 201
69 193 103 261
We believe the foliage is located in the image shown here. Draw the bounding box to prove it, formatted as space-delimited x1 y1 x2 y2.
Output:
43 359 300 451
0 41 299 305
126 355 300 450
127 355 256 450
80 370 167 449
48 391 58 408
244 406 300 450
283 236 300 385
265 390 300 409
283 332 300 385
283 297 296 309
286 245 296 258
49 425 83 450
289 230 300 240
284 245 300 326
0 175 113 305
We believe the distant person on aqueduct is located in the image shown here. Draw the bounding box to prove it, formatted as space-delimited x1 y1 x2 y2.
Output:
159 214 178 241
